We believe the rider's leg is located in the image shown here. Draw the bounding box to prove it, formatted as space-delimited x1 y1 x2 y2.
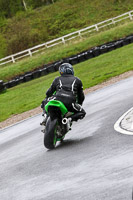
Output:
70 103 86 121
40 98 49 126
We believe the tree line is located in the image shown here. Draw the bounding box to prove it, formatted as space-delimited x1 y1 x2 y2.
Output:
0 0 55 18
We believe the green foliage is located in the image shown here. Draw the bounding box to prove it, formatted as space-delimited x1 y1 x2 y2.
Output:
26 0 55 9
0 0 55 18
0 34 7 58
0 0 24 18
3 16 48 55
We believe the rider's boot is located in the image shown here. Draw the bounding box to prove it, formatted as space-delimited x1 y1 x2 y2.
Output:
67 118 72 131
40 113 47 126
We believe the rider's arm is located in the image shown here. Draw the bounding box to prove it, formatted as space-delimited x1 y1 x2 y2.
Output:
46 77 58 97
77 79 85 105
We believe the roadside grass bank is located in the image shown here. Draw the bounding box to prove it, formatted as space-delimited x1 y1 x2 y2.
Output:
1 0 133 58
0 43 133 122
1 21 133 82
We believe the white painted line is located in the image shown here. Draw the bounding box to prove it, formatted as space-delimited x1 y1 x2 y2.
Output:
131 122 133 130
114 107 133 135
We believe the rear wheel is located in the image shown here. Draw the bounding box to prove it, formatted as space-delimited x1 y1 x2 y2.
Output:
44 117 58 150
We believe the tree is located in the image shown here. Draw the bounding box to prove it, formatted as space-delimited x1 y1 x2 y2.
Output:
0 34 7 58
22 0 27 11
0 0 55 18
25 0 55 9
0 0 24 18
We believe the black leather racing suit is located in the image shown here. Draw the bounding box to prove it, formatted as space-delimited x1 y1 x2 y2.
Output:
41 74 86 121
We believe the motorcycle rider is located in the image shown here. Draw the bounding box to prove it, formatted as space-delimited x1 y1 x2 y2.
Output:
40 63 86 127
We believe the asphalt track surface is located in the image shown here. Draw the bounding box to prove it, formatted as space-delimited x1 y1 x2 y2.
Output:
1 76 133 200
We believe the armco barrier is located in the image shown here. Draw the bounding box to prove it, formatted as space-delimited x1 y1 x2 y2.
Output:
24 73 33 82
3 82 9 89
84 50 94 59
1 34 133 91
100 45 108 54
92 47 100 57
32 70 40 79
115 40 123 48
123 37 131 45
38 68 48 76
17 77 25 84
0 80 5 92
46 64 55 73
107 43 116 51
68 56 79 65
53 61 63 71
128 35 133 42
77 53 86 62
7 80 17 88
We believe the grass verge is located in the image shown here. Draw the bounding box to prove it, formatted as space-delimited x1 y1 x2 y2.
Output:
1 0 133 59
1 20 133 82
0 43 133 122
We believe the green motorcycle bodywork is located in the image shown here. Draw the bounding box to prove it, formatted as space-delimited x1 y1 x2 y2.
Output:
44 100 72 149
45 100 68 116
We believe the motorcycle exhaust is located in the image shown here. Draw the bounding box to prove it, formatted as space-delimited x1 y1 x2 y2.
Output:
62 118 68 124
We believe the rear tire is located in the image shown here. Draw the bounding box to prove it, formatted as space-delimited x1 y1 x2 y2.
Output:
44 117 57 150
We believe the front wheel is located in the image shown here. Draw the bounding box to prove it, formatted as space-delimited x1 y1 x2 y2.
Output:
44 117 58 150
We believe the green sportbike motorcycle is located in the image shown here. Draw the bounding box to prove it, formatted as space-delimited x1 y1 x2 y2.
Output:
43 100 73 150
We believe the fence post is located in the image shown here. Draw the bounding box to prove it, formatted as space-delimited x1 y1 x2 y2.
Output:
62 37 65 44
112 18 115 25
78 31 82 38
95 24 99 31
28 50 32 57
129 12 133 20
11 56 15 63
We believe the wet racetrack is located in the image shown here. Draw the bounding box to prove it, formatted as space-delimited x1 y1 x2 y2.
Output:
0 77 133 200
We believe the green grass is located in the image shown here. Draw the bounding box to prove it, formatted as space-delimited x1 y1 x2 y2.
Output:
0 43 133 122
1 20 133 82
